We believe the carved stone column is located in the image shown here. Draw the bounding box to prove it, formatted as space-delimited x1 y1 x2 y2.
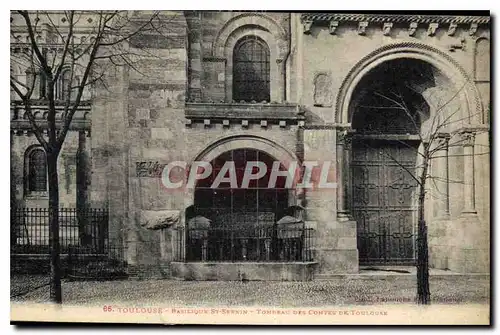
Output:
185 11 202 102
336 129 353 221
433 133 451 219
276 59 286 103
460 131 477 214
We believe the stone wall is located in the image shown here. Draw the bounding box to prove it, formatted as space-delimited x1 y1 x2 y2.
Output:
300 16 490 273
85 12 490 276
11 131 81 208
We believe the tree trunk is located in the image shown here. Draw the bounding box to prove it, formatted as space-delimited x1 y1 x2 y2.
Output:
47 151 62 304
416 154 430 305
76 131 91 247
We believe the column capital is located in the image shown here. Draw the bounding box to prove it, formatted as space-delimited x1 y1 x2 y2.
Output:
459 130 476 147
436 132 451 139
337 129 355 146
434 132 451 149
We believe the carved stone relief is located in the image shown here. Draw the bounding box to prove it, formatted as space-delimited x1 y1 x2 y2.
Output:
313 73 332 107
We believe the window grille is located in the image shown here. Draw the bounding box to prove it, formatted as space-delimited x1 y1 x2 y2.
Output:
233 36 270 102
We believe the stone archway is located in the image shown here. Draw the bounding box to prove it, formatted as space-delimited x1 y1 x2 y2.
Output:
184 134 299 210
345 57 466 265
184 135 303 262
335 42 483 126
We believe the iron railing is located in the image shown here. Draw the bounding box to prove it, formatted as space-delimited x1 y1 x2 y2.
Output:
11 207 109 254
175 225 314 262
10 207 127 280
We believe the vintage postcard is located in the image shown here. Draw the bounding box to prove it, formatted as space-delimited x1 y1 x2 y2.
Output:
10 10 490 325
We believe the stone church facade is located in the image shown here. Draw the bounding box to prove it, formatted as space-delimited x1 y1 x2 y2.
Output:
11 12 490 279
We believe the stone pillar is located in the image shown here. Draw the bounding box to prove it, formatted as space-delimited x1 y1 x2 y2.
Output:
336 129 353 221
433 133 451 219
460 131 477 214
303 127 358 275
185 11 202 102
276 59 286 103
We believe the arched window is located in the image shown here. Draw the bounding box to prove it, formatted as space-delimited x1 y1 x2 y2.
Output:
233 36 270 102
27 147 47 193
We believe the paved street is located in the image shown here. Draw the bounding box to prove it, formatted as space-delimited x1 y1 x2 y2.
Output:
11 274 489 307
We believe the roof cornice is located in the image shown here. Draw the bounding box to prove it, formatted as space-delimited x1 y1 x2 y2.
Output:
300 13 490 25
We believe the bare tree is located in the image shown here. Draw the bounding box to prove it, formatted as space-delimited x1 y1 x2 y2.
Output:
10 10 172 303
355 72 487 304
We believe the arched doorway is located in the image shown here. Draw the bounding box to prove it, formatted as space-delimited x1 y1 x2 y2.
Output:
350 58 436 265
188 148 305 262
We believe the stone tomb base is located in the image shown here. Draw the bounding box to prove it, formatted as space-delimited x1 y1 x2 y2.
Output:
170 262 318 281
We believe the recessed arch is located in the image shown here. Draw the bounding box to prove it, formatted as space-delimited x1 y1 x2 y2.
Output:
184 135 299 209
474 37 490 81
186 137 302 262
24 144 47 195
212 13 287 59
335 42 483 125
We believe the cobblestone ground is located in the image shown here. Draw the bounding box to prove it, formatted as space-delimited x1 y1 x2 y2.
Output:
11 275 489 307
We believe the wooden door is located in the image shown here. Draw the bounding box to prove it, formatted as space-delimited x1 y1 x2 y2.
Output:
351 139 419 265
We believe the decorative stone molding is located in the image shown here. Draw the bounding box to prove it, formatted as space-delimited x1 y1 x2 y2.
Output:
357 21 368 35
336 129 354 146
382 22 393 36
469 23 478 36
140 210 181 230
303 20 313 34
260 120 268 128
447 23 458 36
408 22 418 36
190 134 299 168
300 13 490 25
222 119 230 127
10 102 92 132
241 120 249 128
329 20 339 35
427 23 439 36
449 38 466 52
136 161 165 178
203 119 211 127
185 102 304 125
